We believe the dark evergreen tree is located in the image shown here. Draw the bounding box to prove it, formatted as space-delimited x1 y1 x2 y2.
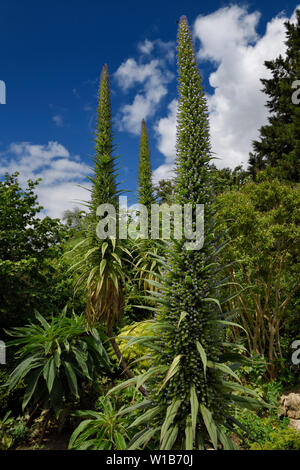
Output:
249 10 300 182
138 119 155 210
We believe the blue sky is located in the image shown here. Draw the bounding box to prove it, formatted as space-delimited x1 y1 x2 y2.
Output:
0 0 298 218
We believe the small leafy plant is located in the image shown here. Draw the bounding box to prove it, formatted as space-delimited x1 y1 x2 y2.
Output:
0 411 14 450
5 308 111 418
69 396 130 450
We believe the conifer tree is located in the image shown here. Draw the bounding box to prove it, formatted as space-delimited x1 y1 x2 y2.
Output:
138 119 155 210
249 10 300 182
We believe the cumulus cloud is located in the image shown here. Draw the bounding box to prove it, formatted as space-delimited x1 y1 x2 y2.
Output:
152 99 177 183
115 41 175 134
0 141 91 218
153 5 299 180
138 39 154 55
194 5 299 169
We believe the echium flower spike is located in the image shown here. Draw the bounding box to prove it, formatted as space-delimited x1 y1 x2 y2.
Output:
150 15 226 442
89 64 118 246
138 119 155 211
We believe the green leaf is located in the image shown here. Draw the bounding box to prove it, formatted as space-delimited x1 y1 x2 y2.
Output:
117 399 152 417
44 357 56 393
101 242 108 257
22 367 42 410
227 394 267 410
207 360 241 383
196 341 207 378
199 404 218 450
185 416 193 450
161 425 178 450
68 419 94 449
202 297 222 312
63 361 79 398
214 319 247 334
127 427 159 450
160 399 182 443
114 432 127 450
129 406 160 429
6 355 41 391
158 355 182 393
190 385 198 443
34 311 50 329
100 259 107 276
218 427 237 450
177 311 188 327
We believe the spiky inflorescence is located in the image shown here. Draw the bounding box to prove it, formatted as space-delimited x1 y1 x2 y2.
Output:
138 119 155 210
89 64 118 246
150 15 226 425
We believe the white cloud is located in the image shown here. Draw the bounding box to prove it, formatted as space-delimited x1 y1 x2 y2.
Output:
152 163 176 185
138 39 154 55
152 99 177 182
52 114 64 127
194 5 299 169
115 44 175 134
153 5 299 179
115 59 160 91
0 141 91 218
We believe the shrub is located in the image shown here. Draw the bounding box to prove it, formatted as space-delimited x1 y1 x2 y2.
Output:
0 411 30 450
5 309 112 418
250 427 300 450
69 397 131 450
110 322 152 374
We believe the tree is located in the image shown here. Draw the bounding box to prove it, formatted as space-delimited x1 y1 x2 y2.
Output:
153 178 175 204
209 164 250 194
216 179 300 378
0 173 73 331
249 10 300 182
138 119 155 210
62 207 86 234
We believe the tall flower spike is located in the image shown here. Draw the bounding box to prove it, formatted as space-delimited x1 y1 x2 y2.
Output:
138 119 155 211
89 64 117 246
149 15 228 445
108 16 266 450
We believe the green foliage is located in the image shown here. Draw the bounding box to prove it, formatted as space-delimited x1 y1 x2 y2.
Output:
5 309 111 418
236 409 289 447
0 411 15 449
216 180 300 376
110 322 152 374
138 119 155 210
209 164 250 195
62 207 87 236
249 10 300 182
0 354 25 416
250 427 300 450
69 397 130 450
154 178 175 204
0 411 29 450
0 173 70 330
